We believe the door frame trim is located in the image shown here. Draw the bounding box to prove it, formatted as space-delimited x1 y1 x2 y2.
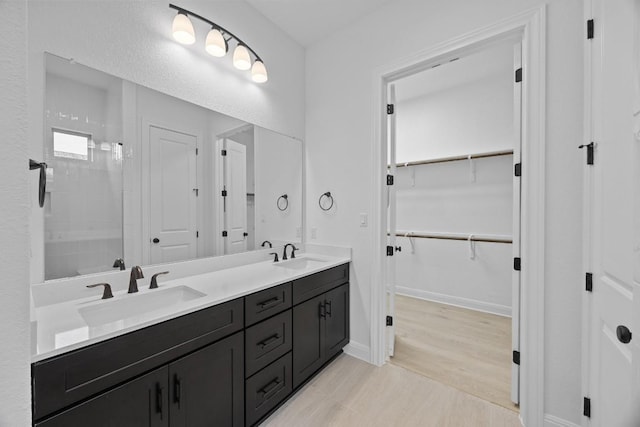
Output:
369 6 546 426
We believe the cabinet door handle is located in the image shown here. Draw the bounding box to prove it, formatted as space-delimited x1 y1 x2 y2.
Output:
258 333 280 349
258 378 282 399
325 300 332 317
155 383 164 419
258 296 280 309
319 301 326 318
174 375 182 405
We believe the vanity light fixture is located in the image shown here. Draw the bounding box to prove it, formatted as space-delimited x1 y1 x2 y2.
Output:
169 4 268 83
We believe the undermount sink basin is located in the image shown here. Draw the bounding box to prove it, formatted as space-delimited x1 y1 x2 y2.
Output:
274 257 328 270
79 285 206 327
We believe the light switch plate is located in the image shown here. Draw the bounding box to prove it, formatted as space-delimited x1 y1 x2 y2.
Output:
359 213 368 227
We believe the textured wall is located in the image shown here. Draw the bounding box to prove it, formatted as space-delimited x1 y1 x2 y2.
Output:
0 0 31 424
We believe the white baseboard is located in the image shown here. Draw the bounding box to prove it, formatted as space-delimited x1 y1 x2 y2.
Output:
396 286 512 317
544 414 581 427
343 341 370 363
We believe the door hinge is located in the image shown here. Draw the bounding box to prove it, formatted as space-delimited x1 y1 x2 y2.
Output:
585 272 593 292
387 175 394 185
222 230 228 237
587 19 594 39
514 162 521 177
513 257 521 271
387 104 394 114
515 67 522 83
386 245 394 256
195 148 199 155
196 231 199 238
583 397 591 418
579 142 595 165
221 189 227 197
512 350 520 365
386 316 393 326
221 149 227 156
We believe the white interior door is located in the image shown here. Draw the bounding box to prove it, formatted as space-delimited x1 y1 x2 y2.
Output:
223 139 247 254
587 0 640 425
149 126 197 264
386 84 398 359
511 41 522 406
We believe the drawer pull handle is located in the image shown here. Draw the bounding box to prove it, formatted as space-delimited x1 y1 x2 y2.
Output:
173 375 182 405
258 296 280 309
259 378 282 398
258 333 280 349
319 301 326 318
156 383 164 419
325 300 332 317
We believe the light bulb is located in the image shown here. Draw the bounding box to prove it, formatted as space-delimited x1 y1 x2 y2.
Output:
233 45 251 70
251 60 268 83
172 12 195 45
205 28 227 57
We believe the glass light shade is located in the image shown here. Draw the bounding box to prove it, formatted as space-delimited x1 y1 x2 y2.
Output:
172 13 195 45
205 28 227 57
251 60 268 83
233 45 252 70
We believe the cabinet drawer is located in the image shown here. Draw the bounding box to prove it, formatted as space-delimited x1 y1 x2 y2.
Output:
292 263 349 305
245 310 292 377
245 353 292 427
245 282 292 326
32 298 243 421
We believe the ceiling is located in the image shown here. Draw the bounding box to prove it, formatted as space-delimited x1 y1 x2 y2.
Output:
246 0 393 47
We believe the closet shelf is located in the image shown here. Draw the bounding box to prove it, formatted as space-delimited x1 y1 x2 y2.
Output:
391 231 512 244
391 149 513 168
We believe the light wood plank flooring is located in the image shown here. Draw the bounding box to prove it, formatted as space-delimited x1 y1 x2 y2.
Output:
391 295 517 412
262 354 521 426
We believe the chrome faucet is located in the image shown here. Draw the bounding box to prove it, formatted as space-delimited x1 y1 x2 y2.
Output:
283 243 299 260
128 266 144 293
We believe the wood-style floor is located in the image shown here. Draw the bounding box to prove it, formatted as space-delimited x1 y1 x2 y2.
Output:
391 295 517 412
262 354 521 427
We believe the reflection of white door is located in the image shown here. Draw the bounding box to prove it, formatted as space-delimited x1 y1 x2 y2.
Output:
587 0 640 425
149 126 197 264
224 139 247 254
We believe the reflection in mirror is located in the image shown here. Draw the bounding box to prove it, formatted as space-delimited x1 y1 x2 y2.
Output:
43 53 302 281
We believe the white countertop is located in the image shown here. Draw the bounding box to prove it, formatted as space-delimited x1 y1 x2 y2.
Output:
31 251 350 363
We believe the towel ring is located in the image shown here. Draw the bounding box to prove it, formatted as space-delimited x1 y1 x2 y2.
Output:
319 191 334 211
277 194 289 211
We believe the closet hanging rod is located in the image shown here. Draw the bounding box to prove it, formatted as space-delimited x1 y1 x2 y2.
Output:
391 232 512 244
390 149 514 168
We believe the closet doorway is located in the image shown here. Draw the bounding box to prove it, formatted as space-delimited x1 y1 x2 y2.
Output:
385 40 521 412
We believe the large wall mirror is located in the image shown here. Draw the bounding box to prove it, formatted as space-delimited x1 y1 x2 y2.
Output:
43 53 302 281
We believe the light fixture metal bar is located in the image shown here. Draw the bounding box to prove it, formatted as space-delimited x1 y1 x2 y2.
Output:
169 3 263 63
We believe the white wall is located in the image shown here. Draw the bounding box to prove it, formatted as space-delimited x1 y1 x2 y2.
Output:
305 0 584 424
396 76 513 162
28 0 306 283
395 156 513 315
254 127 303 246
0 1 31 424
394 64 513 315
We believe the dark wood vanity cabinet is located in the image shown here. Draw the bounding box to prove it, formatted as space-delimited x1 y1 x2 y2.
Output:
292 282 349 389
32 263 349 427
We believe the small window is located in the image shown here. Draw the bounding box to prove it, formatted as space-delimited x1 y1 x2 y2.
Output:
53 129 91 160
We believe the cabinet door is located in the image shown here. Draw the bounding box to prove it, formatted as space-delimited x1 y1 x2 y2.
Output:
35 366 169 427
169 332 244 427
324 283 350 361
292 294 325 389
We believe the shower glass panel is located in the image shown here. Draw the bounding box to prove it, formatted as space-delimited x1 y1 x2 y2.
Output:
44 64 124 280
